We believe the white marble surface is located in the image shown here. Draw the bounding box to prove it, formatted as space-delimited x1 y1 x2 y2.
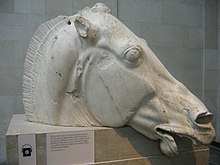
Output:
22 3 215 156
6 114 108 135
6 114 210 165
0 1 219 163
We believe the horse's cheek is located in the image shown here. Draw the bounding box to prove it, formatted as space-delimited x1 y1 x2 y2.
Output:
86 61 149 126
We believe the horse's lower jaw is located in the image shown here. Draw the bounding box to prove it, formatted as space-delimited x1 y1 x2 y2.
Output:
154 124 211 156
155 126 179 156
155 124 199 156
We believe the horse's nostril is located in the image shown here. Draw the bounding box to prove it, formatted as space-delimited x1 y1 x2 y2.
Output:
195 112 213 124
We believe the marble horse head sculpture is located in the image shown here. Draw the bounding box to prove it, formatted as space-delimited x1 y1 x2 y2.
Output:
23 3 215 156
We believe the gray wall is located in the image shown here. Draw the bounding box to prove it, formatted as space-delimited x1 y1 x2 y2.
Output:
204 0 219 142
0 0 219 163
218 0 220 143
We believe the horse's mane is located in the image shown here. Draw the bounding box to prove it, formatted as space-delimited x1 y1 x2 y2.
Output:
23 16 71 120
22 3 113 125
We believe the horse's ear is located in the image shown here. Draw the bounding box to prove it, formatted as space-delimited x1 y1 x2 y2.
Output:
74 16 99 39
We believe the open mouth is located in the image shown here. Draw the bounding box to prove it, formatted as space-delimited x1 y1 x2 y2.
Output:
154 124 209 156
155 127 179 156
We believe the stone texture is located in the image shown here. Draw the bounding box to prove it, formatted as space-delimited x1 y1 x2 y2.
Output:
36 134 46 165
205 0 218 8
217 0 220 144
95 128 209 164
0 96 14 163
14 0 30 14
22 3 215 157
205 27 218 49
0 0 219 163
162 0 203 7
186 27 203 48
0 26 30 41
0 135 6 164
151 47 203 70
204 91 218 128
209 145 220 165
168 69 203 92
0 40 28 68
0 0 15 13
28 14 45 28
13 96 25 114
122 21 142 37
204 0 219 143
6 115 210 165
205 49 218 70
0 13 29 26
205 6 218 28
6 135 18 165
30 0 45 14
140 23 187 47
204 71 218 91
118 0 163 23
0 67 22 96
93 149 209 165
163 3 203 27
45 0 72 16
72 0 118 17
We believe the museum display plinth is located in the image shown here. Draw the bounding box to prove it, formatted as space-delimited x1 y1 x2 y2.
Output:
6 114 209 165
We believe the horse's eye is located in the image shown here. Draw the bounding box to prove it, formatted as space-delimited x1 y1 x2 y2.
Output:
123 47 141 66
